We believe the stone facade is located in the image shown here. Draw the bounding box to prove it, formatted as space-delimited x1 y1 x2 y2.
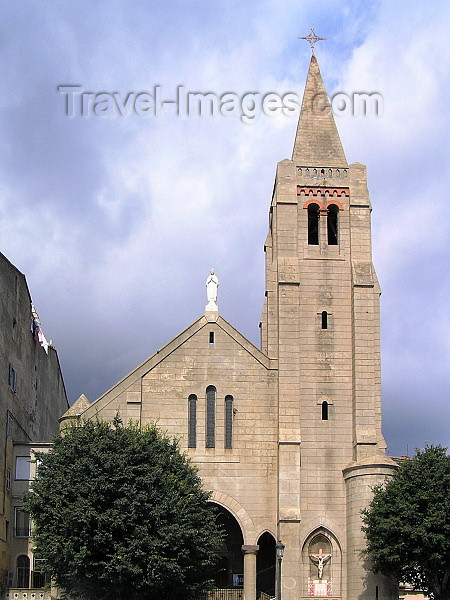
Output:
61 55 397 600
0 252 68 592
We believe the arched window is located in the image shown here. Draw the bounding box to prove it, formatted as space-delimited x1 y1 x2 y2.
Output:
327 204 339 245
206 386 216 448
225 395 233 449
188 394 197 448
308 203 320 245
321 311 328 330
322 401 329 421
16 554 30 588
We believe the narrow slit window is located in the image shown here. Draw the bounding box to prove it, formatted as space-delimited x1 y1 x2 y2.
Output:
7 414 13 438
308 203 320 245
209 331 215 348
188 395 197 448
321 311 328 329
225 395 233 449
327 204 339 245
322 401 329 421
8 364 17 393
206 386 216 448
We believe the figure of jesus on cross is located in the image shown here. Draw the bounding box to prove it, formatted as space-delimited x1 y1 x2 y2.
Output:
309 548 332 579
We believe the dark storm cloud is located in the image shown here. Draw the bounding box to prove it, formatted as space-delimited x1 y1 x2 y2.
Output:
0 3 147 256
0 1 448 459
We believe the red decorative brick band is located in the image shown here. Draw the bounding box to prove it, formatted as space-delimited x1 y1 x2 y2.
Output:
302 197 345 211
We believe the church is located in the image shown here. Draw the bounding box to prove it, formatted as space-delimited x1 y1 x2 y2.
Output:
58 53 398 600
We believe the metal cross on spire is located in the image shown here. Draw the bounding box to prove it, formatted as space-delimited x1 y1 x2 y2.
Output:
298 26 327 54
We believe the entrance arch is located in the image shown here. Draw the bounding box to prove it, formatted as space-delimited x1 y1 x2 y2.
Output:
256 532 276 597
210 503 244 588
209 490 256 543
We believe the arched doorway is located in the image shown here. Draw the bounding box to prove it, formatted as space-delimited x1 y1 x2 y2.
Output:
256 532 276 597
16 554 30 588
210 503 244 588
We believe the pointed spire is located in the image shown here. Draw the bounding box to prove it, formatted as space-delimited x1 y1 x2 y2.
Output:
292 55 347 167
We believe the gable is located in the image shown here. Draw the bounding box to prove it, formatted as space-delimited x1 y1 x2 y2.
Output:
80 314 277 427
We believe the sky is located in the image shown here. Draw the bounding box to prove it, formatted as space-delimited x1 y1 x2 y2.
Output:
0 1 449 457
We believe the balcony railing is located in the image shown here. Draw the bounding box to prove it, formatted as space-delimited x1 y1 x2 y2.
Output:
4 588 273 600
5 590 51 600
196 590 243 600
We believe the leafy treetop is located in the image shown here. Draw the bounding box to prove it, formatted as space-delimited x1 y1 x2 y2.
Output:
362 445 450 600
24 419 223 600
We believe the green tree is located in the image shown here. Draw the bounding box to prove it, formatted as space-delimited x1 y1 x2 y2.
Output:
24 419 222 600
362 445 450 600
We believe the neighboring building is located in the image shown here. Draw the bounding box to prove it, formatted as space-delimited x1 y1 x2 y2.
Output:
60 54 398 600
0 252 68 594
7 442 53 600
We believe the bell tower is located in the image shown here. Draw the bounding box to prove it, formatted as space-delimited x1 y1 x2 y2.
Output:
260 54 397 599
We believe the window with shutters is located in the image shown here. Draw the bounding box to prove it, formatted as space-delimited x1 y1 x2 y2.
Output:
206 386 216 448
225 395 233 449
188 395 197 448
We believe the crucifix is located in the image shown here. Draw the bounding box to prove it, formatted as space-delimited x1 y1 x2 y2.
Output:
298 27 327 54
309 548 331 579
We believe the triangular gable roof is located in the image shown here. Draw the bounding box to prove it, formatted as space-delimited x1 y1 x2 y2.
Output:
59 393 91 422
78 314 276 417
